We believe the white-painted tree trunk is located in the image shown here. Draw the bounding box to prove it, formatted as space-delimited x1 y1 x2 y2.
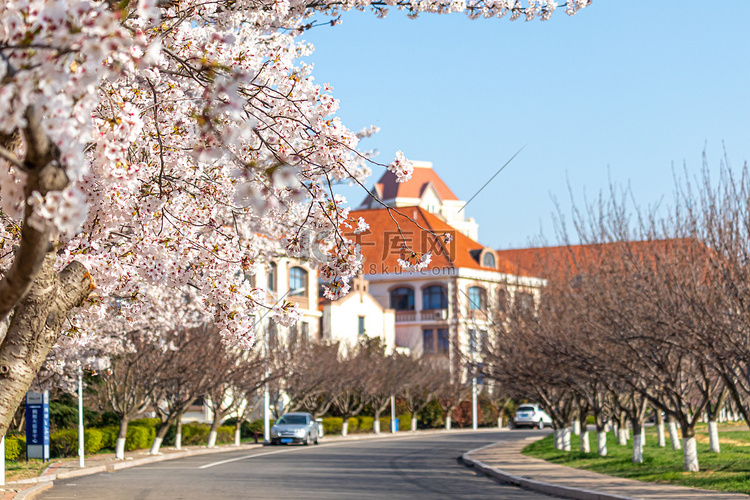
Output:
640 426 646 446
668 420 681 450
562 427 572 451
632 433 644 463
174 418 182 450
207 430 218 448
626 427 631 440
580 431 590 453
234 428 241 446
115 438 126 460
497 415 503 428
445 415 452 430
708 421 720 453
553 429 561 450
612 422 618 435
373 419 381 434
657 422 666 447
617 428 628 446
411 416 417 432
573 419 581 435
149 436 163 455
597 431 607 456
341 421 349 437
682 436 699 472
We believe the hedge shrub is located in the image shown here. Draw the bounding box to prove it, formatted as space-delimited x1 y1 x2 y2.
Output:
322 417 343 435
99 426 118 449
51 429 78 457
130 417 161 429
398 414 411 431
346 417 359 432
5 437 23 461
84 429 104 454
358 416 374 432
125 425 152 451
181 422 210 446
379 417 391 432
216 426 234 444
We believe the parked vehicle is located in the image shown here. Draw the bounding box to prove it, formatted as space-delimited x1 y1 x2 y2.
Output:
270 412 320 445
513 404 553 429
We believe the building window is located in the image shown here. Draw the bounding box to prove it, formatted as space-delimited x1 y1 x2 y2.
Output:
516 291 535 313
468 286 486 310
423 329 435 354
482 252 496 268
480 330 487 353
390 287 415 311
358 316 366 336
289 267 307 296
469 329 477 354
422 285 447 310
267 263 277 292
437 329 450 354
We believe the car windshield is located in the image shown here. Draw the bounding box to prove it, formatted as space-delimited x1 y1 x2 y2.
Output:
277 415 307 425
517 406 536 412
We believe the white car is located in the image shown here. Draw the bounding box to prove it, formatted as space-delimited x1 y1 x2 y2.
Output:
513 404 553 429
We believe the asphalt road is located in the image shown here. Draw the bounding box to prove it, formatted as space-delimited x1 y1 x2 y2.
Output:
39 429 557 500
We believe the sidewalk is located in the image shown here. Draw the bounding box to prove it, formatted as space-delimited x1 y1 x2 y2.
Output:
463 437 750 500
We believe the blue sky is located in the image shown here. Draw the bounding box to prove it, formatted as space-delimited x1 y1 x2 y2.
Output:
302 2 750 249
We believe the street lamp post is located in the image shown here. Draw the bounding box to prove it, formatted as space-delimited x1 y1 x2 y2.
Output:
472 369 478 430
78 366 84 467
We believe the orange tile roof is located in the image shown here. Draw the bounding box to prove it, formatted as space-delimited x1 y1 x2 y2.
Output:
348 207 532 276
363 164 459 205
496 239 700 279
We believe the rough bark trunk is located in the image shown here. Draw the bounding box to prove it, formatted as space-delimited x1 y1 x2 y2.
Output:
683 436 699 472
116 417 129 460
580 430 590 453
667 417 681 450
0 259 92 438
597 431 607 456
708 421 720 453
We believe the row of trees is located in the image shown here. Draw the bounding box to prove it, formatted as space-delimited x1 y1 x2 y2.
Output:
482 165 750 472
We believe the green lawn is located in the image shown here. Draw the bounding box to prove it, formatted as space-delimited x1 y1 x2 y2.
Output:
522 422 750 494
5 459 52 482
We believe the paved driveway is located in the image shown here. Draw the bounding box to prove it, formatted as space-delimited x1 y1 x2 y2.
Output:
39 429 557 499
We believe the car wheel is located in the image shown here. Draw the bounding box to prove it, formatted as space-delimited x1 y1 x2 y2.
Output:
314 433 319 445
537 420 544 429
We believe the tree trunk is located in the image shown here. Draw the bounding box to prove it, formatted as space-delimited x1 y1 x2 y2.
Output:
597 431 607 456
207 413 222 448
374 408 382 434
617 427 628 446
682 436 699 472
150 421 171 455
175 420 182 450
497 415 503 428
667 416 681 450
116 417 129 460
411 414 417 432
341 420 349 437
0 259 92 438
562 427 571 451
234 419 242 446
580 430 590 453
572 419 581 436
655 411 666 447
445 414 452 431
553 429 562 450
632 420 644 463
708 420 720 453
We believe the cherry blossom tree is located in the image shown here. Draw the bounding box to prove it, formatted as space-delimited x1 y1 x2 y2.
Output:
0 0 589 437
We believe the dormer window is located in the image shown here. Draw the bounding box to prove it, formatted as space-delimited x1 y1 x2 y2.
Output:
482 252 496 268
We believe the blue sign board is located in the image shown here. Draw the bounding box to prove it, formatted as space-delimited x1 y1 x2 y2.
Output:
25 391 50 461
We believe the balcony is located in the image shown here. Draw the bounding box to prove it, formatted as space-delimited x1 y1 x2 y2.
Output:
420 309 449 321
395 311 416 323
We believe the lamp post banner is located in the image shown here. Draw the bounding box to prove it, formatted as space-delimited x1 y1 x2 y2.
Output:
25 391 50 461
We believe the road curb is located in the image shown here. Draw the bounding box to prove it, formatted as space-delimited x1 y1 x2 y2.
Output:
13 483 53 500
461 442 636 500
